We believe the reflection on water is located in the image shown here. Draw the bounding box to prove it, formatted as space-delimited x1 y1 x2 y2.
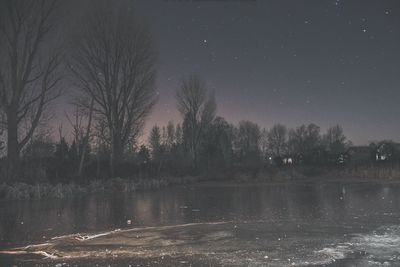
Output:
1 181 400 249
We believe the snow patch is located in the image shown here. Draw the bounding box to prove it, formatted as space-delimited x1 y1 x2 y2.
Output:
315 225 400 266
317 246 348 260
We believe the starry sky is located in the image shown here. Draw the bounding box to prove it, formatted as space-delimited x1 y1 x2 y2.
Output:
59 0 400 145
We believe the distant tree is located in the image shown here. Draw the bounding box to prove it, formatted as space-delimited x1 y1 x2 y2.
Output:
67 99 95 177
175 123 183 145
176 75 216 169
304 123 321 150
148 125 165 175
260 128 268 160
213 118 234 166
66 106 84 163
70 2 158 177
157 121 176 166
166 121 175 150
234 120 261 164
0 0 62 178
137 144 150 164
0 130 5 155
55 137 69 162
68 140 79 165
23 135 54 160
161 126 167 147
200 116 234 170
148 125 162 161
288 123 321 163
78 99 94 177
267 124 287 158
323 125 347 156
168 122 188 172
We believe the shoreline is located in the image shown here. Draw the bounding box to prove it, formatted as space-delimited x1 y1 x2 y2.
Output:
0 176 199 201
2 165 400 200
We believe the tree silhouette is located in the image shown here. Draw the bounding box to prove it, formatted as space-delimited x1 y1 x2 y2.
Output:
176 75 216 169
323 125 347 162
288 123 321 163
234 120 261 164
0 0 62 179
267 124 287 159
70 2 158 177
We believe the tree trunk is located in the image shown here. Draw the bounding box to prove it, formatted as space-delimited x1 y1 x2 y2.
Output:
110 135 123 178
96 152 100 180
6 111 20 180
78 99 94 179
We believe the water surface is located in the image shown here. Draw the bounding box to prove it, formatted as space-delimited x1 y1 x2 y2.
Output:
1 181 400 266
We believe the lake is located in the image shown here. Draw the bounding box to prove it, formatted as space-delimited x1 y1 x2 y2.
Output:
1 180 400 266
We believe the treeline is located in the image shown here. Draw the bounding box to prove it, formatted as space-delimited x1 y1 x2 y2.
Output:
145 119 352 176
0 72 355 183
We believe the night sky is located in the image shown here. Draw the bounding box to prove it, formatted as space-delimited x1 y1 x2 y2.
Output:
60 0 400 145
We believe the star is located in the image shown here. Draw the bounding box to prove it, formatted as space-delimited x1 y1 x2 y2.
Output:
362 29 367 33
203 39 207 43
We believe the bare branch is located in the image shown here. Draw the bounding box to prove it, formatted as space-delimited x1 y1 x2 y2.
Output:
0 0 62 168
70 3 157 173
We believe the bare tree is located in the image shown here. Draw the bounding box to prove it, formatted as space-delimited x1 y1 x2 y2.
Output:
267 124 287 157
323 124 347 155
176 75 216 169
66 106 84 154
165 121 175 151
175 123 183 146
69 3 158 177
66 98 94 178
260 128 268 159
234 120 261 163
0 0 62 178
78 98 94 177
288 123 321 163
148 125 162 161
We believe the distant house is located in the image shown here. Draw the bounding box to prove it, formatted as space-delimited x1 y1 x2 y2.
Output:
265 154 295 165
374 142 400 161
337 153 347 164
282 157 293 165
282 153 302 165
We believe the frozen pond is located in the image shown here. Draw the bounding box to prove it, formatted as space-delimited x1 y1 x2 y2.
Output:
1 181 400 266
